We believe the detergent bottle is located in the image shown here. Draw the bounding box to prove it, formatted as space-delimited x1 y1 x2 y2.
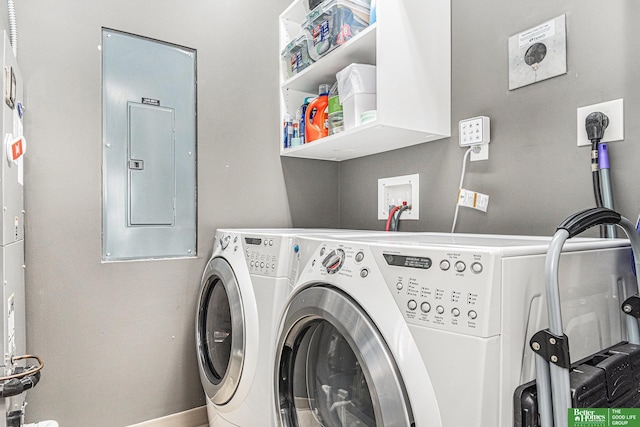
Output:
305 84 331 142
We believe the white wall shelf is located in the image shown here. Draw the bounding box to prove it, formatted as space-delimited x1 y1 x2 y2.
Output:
279 0 451 162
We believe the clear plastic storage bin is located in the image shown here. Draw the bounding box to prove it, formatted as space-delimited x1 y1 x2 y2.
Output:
303 0 371 61
281 33 314 79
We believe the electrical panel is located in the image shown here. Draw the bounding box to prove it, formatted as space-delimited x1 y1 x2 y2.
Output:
102 29 197 261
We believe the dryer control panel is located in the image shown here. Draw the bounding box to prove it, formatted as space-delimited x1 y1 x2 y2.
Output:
370 245 501 338
216 232 293 278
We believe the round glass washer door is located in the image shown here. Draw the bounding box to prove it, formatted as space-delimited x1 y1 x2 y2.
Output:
275 285 414 427
196 257 245 405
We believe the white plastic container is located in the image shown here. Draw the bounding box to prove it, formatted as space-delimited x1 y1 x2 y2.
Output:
336 63 376 130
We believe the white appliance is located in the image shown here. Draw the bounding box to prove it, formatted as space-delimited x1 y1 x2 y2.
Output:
196 228 385 427
274 233 637 427
0 31 30 426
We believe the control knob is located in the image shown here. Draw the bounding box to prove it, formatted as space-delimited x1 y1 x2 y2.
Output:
322 249 346 274
219 235 231 250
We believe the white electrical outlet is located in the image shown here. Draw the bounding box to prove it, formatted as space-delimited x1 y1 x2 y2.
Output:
378 174 419 220
577 99 624 146
459 116 490 147
470 143 489 162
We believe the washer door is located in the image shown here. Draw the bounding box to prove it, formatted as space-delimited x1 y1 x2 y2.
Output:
276 286 414 427
196 257 244 405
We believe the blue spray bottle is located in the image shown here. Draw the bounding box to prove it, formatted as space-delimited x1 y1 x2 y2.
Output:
299 97 312 144
283 113 293 149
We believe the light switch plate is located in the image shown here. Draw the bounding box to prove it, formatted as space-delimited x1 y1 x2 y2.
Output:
459 116 490 147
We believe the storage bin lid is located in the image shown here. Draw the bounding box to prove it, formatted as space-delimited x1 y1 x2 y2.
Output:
280 32 308 57
303 0 371 29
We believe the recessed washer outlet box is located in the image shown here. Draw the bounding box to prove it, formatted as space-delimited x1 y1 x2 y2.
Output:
577 99 624 147
378 174 419 220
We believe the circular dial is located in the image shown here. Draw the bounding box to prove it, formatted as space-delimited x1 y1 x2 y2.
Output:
322 248 346 274
219 235 231 250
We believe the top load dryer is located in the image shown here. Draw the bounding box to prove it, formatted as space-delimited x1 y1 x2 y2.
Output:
274 232 636 427
196 228 386 427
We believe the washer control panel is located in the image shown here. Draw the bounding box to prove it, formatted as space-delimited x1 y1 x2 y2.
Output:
372 246 500 338
297 239 500 338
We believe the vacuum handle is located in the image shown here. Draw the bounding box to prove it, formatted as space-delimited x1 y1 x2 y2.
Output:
557 207 621 238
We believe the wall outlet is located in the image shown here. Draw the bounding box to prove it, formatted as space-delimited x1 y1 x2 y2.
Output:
470 143 489 161
577 99 624 146
378 174 419 220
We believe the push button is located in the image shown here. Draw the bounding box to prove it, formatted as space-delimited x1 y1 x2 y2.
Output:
407 300 417 310
421 302 431 313
471 262 483 274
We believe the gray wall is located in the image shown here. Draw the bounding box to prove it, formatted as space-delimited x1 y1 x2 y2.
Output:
340 2 640 236
13 0 640 426
17 1 337 425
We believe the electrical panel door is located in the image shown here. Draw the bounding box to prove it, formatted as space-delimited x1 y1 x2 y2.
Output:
127 102 176 226
102 29 197 261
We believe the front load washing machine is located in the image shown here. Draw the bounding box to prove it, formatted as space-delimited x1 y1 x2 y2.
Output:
196 228 384 427
274 233 636 427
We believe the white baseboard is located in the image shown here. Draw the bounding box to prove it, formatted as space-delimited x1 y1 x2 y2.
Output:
127 406 208 427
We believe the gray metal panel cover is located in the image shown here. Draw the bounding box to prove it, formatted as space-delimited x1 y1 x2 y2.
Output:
102 29 196 261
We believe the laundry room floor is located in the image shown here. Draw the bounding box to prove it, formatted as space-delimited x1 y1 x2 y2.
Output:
127 406 209 427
